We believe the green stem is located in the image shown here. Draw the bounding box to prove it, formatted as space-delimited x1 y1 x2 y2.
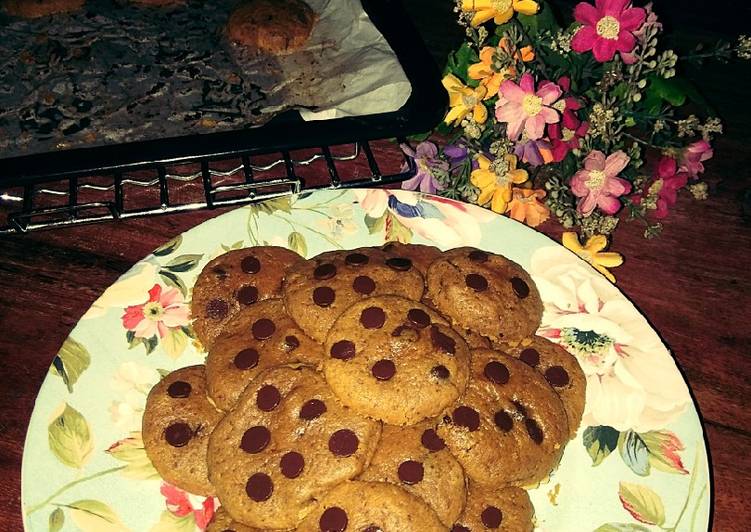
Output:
278 215 343 249
25 465 125 516
665 446 703 531
689 483 709 531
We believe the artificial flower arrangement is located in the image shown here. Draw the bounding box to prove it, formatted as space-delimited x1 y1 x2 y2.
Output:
401 0 750 281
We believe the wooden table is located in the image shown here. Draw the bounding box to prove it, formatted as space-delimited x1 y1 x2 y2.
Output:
1 1 749 530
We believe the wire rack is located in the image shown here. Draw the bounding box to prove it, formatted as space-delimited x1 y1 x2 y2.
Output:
0 138 415 234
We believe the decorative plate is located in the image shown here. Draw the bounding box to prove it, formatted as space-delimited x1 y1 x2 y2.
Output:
22 189 710 532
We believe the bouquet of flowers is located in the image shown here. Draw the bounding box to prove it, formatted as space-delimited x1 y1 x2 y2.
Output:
402 0 750 281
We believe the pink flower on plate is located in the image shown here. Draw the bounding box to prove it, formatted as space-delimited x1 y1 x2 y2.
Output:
122 284 190 339
571 0 646 63
570 150 631 216
495 73 562 141
161 482 216 530
651 156 689 219
678 140 713 178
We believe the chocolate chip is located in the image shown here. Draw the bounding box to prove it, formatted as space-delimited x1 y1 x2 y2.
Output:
468 249 489 262
234 348 259 370
319 507 348 532
371 359 396 381
313 286 335 307
385 257 412 271
330 340 356 360
352 275 376 295
430 325 456 354
240 426 270 454
241 256 261 274
421 429 446 451
452 406 480 431
465 273 489 292
237 285 259 305
345 252 369 266
252 318 276 340
484 361 510 385
245 473 272 501
212 266 228 278
167 380 191 398
431 365 450 379
511 276 530 298
545 365 570 387
360 307 386 329
451 526 470 532
300 399 326 420
397 460 424 485
519 348 540 367
407 308 431 328
257 385 281 411
314 263 337 280
206 299 229 320
285 335 300 350
494 410 513 432
328 429 358 457
525 418 544 444
164 423 192 447
481 506 503 528
280 451 305 478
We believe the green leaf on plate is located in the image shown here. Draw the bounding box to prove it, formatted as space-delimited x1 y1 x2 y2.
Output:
384 211 412 243
157 368 171 380
594 524 651 532
618 481 666 526
582 425 620 466
151 510 196 532
152 235 182 257
159 270 188 297
253 196 293 215
164 254 203 273
619 430 650 476
144 335 159 355
640 430 689 475
48 404 93 469
106 431 159 480
364 213 386 235
288 231 308 257
66 499 128 532
221 240 245 252
49 337 90 393
49 507 64 532
162 328 188 360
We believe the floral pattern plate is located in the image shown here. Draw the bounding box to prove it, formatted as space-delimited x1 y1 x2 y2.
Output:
22 189 710 532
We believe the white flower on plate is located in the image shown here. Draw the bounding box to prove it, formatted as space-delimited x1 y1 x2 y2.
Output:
530 246 690 433
315 203 358 239
108 361 160 430
82 262 159 320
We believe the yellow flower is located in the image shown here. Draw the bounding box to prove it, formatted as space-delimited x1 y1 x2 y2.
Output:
462 0 540 27
442 74 488 126
471 154 528 213
561 232 623 283
508 188 550 227
468 39 535 99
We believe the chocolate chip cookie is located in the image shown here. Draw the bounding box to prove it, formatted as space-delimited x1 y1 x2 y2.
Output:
426 247 543 346
206 506 259 532
205 298 322 411
381 241 443 278
142 365 224 496
323 295 470 426
359 421 466 526
451 483 534 532
296 480 445 532
227 0 317 55
192 246 303 350
207 366 381 529
436 349 568 488
283 247 425 343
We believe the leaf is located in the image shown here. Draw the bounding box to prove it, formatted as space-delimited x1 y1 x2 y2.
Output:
594 524 651 532
150 510 196 532
645 75 686 108
49 337 90 393
48 403 93 469
287 231 308 257
144 335 159 355
640 430 689 475
66 500 128 532
221 240 245 252
159 270 187 297
582 426 620 466
254 196 293 215
445 41 479 83
106 431 160 480
619 430 650 476
384 211 412 243
49 507 64 532
152 235 182 257
516 0 557 36
157 368 171 379
164 254 203 273
161 328 188 360
618 481 666 526
364 213 386 235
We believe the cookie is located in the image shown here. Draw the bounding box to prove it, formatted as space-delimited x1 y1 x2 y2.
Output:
451 483 534 532
191 246 303 351
227 0 317 55
506 336 586 439
296 480 445 532
426 247 543 346
436 349 568 488
206 506 261 532
142 365 223 496
359 421 466 526
381 241 443 278
3 0 85 18
323 295 470 426
205 298 322 411
207 366 381 529
422 294 491 350
282 247 425 343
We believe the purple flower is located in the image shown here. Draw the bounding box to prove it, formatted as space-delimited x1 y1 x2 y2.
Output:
400 141 447 194
514 138 554 167
443 144 469 164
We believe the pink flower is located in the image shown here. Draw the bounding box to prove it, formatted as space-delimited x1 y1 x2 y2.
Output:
651 156 689 219
678 140 713 178
495 73 562 141
161 482 216 530
122 284 190 339
570 150 632 216
571 0 646 63
548 117 589 162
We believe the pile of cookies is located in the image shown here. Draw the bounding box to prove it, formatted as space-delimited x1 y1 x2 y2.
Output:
142 243 586 531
